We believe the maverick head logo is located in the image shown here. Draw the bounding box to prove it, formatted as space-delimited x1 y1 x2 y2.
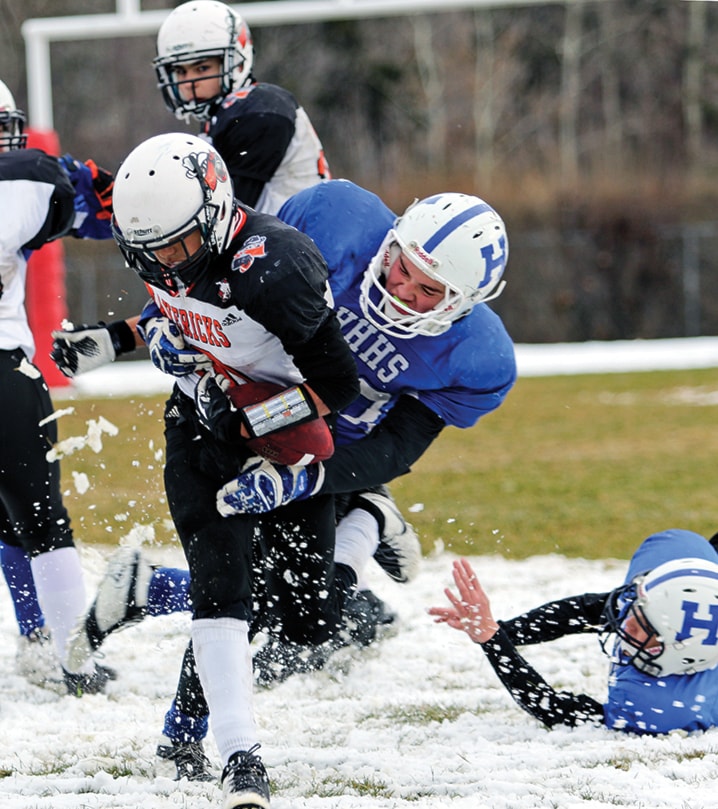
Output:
182 150 228 199
231 234 267 273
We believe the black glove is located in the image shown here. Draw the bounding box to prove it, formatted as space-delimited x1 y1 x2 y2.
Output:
194 373 243 444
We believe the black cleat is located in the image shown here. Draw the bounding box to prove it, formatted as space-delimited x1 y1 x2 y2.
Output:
67 547 154 672
156 736 215 782
221 744 270 809
353 485 421 583
62 663 114 697
253 589 396 687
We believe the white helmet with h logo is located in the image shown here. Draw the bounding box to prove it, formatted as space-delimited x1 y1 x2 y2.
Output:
360 193 508 338
613 557 718 676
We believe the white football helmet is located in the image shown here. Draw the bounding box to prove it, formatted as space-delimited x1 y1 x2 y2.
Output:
360 193 508 338
0 79 27 151
111 132 237 289
154 0 254 121
604 557 718 677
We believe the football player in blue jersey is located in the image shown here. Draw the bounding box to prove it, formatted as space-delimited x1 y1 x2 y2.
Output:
64 178 515 781
430 528 718 735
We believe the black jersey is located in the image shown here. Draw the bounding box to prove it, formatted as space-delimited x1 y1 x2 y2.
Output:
144 204 357 414
203 83 330 214
0 149 75 249
0 149 76 357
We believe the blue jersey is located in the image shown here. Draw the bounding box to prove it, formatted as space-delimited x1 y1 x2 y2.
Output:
604 529 718 734
278 180 516 445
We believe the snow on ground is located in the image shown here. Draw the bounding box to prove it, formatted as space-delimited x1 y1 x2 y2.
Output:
3 550 717 809
2 338 717 809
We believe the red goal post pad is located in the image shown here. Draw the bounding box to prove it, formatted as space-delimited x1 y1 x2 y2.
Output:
25 128 70 388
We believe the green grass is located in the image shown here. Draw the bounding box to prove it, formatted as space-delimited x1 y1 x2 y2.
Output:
56 367 718 561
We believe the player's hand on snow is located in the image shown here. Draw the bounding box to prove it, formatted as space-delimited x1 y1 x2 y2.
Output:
428 558 500 644
216 457 325 516
51 321 119 377
138 316 213 377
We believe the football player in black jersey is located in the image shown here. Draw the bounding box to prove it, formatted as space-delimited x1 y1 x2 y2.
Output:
109 131 358 809
154 0 330 216
0 78 134 696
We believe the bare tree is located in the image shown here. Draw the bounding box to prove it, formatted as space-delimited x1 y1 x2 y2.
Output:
412 14 447 171
597 0 624 173
473 9 496 187
559 1 584 186
683 0 707 170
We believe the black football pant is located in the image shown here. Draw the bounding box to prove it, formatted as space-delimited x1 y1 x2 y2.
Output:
163 386 355 725
0 349 74 555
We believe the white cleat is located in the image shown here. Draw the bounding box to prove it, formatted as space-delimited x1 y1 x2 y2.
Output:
66 547 154 672
354 485 422 583
15 628 66 693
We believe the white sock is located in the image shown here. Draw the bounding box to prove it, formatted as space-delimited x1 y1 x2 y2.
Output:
192 617 257 766
334 509 380 579
30 546 91 672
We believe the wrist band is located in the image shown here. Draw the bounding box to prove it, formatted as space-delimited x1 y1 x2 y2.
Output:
240 384 318 439
107 319 137 356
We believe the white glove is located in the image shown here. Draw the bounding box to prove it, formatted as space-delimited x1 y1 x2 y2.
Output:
138 317 213 377
216 457 325 516
51 322 117 377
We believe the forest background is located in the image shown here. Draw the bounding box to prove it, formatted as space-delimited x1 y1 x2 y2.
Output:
1 0 718 344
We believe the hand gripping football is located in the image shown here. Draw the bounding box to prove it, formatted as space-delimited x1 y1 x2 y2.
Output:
228 380 334 466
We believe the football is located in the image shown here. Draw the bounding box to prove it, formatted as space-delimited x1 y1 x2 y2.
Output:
228 380 334 466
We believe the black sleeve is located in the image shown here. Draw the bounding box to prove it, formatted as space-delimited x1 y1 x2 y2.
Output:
238 219 359 415
214 112 294 208
289 310 360 414
480 626 605 728
500 592 611 646
319 394 445 494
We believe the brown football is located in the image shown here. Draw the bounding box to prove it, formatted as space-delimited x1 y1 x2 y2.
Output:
228 380 334 466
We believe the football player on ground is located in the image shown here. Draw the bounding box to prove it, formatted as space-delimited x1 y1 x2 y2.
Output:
430 528 718 734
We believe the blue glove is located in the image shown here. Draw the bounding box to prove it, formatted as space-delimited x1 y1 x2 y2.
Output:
216 458 325 516
58 154 114 240
137 316 213 377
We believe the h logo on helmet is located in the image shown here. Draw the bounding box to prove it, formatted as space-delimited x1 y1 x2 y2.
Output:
676 600 718 645
480 236 507 286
